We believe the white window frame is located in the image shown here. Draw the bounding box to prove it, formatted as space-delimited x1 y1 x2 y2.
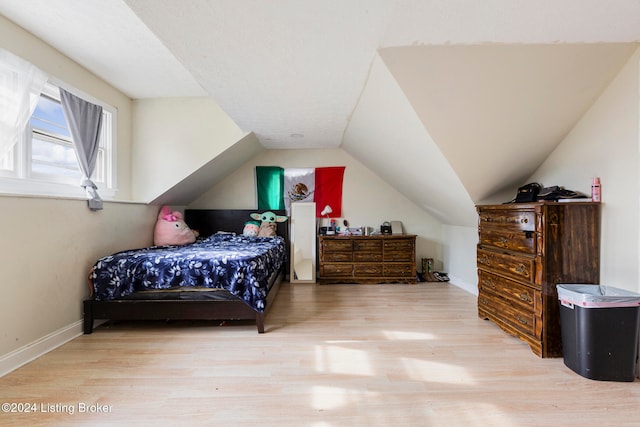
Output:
0 78 118 200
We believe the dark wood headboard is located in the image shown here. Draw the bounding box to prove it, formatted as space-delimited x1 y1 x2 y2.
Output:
184 209 287 238
184 209 290 270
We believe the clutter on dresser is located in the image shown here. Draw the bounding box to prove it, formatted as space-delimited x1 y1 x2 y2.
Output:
319 205 336 235
344 227 362 236
514 182 541 202
506 182 590 203
380 221 392 235
537 185 589 201
591 177 601 202
318 226 334 235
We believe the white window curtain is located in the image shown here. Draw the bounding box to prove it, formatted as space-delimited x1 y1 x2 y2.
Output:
59 88 104 211
0 49 48 159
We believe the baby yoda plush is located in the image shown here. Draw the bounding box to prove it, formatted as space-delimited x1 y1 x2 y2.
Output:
153 206 199 246
249 211 288 237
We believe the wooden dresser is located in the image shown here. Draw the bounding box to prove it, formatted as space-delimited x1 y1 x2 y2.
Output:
319 234 416 284
476 202 600 358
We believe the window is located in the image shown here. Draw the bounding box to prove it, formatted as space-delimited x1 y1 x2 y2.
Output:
0 80 116 198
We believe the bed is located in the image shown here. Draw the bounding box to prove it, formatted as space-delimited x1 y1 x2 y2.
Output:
83 209 289 334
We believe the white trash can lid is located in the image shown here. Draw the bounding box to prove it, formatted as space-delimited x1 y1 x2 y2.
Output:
557 284 640 308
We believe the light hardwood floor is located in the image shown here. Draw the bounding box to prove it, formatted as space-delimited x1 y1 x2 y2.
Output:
1 282 638 426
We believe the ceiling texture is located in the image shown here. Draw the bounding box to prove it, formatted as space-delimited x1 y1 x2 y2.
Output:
1 0 639 225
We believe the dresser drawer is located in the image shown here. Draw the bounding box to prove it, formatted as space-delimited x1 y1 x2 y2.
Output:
354 252 382 262
479 228 537 255
478 270 539 312
354 264 383 276
384 251 414 262
478 209 536 232
477 248 538 285
383 239 414 262
322 252 353 262
478 290 538 338
353 240 382 262
384 264 415 277
321 239 353 252
320 263 353 277
384 239 414 251
354 240 382 252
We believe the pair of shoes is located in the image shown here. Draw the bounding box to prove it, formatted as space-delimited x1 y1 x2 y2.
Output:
433 272 449 282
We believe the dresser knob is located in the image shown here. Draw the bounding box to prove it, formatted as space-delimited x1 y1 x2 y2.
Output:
482 278 496 289
514 264 528 275
519 293 533 303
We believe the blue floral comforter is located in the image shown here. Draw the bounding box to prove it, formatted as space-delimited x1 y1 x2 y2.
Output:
89 234 286 312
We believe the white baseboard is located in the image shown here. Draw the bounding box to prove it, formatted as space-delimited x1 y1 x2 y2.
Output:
0 320 84 377
447 275 477 296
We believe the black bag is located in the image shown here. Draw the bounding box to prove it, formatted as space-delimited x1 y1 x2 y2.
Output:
515 182 541 203
537 185 588 201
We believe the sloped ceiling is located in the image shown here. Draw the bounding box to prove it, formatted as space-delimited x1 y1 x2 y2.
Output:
379 44 637 204
0 1 639 225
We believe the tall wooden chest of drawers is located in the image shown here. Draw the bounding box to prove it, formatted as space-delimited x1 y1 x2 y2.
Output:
476 202 600 358
319 235 416 284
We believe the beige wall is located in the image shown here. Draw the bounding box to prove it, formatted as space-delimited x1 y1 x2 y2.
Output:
0 198 157 358
190 148 444 270
529 47 640 293
131 97 247 202
0 15 159 371
441 225 478 294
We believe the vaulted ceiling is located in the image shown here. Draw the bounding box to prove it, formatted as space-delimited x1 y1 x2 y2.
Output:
1 0 638 225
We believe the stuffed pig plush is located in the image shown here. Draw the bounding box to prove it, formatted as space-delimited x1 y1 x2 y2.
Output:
153 206 199 246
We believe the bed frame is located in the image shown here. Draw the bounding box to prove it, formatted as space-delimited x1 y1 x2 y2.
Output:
83 209 289 334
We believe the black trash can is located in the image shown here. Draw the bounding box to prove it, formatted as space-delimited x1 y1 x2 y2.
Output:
557 284 640 382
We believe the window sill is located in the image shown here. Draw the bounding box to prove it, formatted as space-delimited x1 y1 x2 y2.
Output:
0 178 119 201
